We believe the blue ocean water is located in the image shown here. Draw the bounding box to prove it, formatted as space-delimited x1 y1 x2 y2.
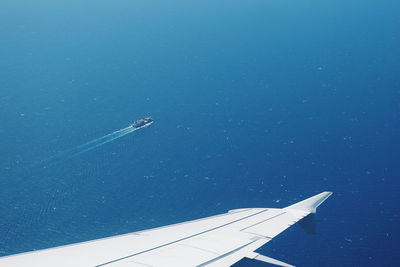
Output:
1 0 399 266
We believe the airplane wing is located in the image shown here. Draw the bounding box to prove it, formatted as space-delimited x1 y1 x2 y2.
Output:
0 192 332 267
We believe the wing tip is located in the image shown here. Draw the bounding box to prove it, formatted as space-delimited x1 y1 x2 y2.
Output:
285 191 333 213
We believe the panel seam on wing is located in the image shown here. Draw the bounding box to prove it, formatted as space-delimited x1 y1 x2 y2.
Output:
95 209 270 266
240 212 287 231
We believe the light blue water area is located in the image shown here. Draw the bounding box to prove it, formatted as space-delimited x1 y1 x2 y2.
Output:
0 0 399 266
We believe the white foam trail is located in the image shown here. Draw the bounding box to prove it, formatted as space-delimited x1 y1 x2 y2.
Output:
68 127 136 158
45 123 152 166
70 126 133 152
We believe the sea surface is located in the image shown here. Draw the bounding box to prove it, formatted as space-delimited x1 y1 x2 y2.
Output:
0 0 399 266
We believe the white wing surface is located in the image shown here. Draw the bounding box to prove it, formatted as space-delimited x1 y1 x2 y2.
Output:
0 192 332 267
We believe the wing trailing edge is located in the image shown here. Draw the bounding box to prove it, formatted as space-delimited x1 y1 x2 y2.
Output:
246 252 295 267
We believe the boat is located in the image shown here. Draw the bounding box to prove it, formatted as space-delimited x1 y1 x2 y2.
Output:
132 117 154 128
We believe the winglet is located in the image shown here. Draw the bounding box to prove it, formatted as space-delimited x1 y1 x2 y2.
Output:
246 252 295 267
285 191 333 213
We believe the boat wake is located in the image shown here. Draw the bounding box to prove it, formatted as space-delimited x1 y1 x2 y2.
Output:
45 122 153 166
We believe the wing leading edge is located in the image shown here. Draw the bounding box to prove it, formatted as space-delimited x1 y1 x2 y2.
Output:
0 192 332 267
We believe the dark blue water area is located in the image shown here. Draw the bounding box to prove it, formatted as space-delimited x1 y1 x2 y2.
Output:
0 0 399 266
